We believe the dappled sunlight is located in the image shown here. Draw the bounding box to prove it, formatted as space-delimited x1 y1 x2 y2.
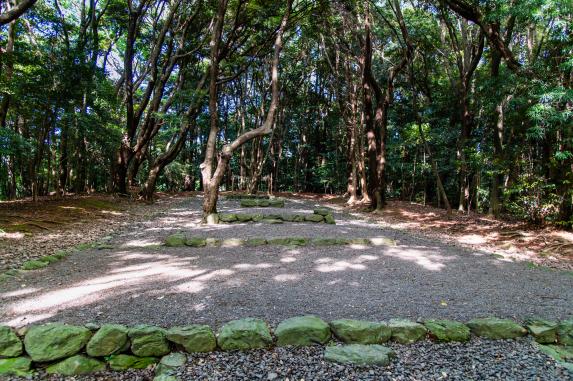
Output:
122 239 163 248
280 256 297 263
314 254 379 272
273 273 302 282
0 288 41 298
233 263 274 270
383 247 447 271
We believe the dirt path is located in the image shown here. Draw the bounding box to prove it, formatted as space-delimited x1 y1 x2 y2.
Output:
1 195 572 328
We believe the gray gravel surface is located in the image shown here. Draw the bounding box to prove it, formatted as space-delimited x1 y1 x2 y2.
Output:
6 339 572 381
1 196 572 328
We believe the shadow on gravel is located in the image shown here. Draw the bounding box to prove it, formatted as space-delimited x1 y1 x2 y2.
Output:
1 197 572 328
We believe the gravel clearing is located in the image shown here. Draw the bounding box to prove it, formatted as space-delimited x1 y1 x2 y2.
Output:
6 339 572 381
1 195 572 327
1 195 573 380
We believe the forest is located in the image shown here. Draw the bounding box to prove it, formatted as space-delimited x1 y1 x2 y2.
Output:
0 0 572 225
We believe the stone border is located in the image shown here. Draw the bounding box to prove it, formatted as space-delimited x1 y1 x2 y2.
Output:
164 234 396 248
224 194 270 200
1 317 572 378
217 209 336 224
0 240 114 284
239 199 285 208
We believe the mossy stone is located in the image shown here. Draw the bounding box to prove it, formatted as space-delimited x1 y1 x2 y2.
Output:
424 320 470 342
275 316 330 346
330 319 391 344
128 325 170 357
313 208 332 216
166 325 216 353
219 214 239 223
558 320 573 345
24 323 92 362
268 237 307 246
108 354 158 370
164 233 186 247
304 214 324 223
237 214 253 222
467 318 527 339
86 324 128 357
324 344 395 366
388 319 427 344
217 318 273 351
46 355 105 375
185 237 207 247
0 326 23 357
240 200 258 207
252 214 264 222
0 357 32 377
526 319 558 344
324 214 336 224
311 238 347 246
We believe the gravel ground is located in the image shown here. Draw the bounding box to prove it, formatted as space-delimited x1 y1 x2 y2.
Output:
1 196 571 327
6 339 572 381
2 195 573 380
0 196 181 272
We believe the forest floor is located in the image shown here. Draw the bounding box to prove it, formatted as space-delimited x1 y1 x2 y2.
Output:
1 193 572 380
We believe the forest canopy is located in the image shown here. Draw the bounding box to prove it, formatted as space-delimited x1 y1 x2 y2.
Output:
0 0 572 226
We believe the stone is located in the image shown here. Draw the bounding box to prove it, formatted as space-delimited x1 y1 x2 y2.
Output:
24 323 92 362
311 238 347 246
46 355 105 375
240 200 258 207
166 325 216 353
245 238 268 246
275 316 330 346
129 325 170 357
467 318 527 339
268 199 285 207
558 320 573 345
221 238 245 247
424 320 470 342
205 213 219 225
281 214 296 222
330 319 391 344
388 319 427 344
313 208 332 216
219 213 238 223
262 218 283 224
292 215 305 222
217 318 273 351
86 324 128 357
258 200 270 207
347 238 371 245
160 352 187 367
165 233 186 247
526 319 558 344
252 214 264 222
0 357 32 377
324 214 336 224
205 238 221 246
108 354 158 370
268 237 307 246
185 237 207 247
537 344 573 369
0 326 23 357
237 214 254 222
21 260 49 270
324 344 395 366
304 214 324 223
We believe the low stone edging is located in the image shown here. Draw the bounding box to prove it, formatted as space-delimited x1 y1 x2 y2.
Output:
1 316 572 378
164 235 396 248
224 194 270 200
240 199 285 208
